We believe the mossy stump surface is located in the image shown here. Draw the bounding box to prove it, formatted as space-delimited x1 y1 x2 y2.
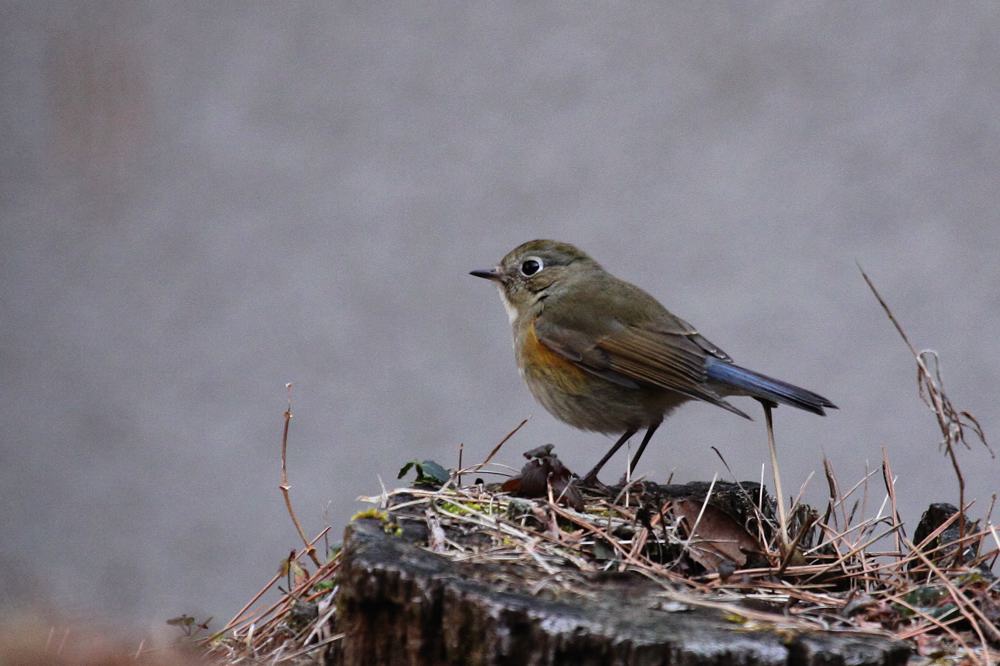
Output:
329 481 909 666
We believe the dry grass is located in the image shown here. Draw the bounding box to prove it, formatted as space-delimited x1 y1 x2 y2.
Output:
204 456 998 663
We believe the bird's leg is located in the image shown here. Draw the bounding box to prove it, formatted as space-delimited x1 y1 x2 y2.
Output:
580 427 638 487
627 420 662 477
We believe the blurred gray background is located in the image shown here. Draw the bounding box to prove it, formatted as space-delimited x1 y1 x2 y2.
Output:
3 2 999 633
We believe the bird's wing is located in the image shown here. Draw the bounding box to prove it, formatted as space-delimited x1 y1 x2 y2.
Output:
534 288 750 419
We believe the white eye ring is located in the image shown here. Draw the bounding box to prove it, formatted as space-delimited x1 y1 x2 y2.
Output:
519 256 544 277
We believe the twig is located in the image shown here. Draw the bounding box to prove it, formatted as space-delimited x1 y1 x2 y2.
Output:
217 527 333 636
789 470 815 519
465 418 529 475
680 473 718 554
275 633 345 662
880 448 904 560
279 383 321 567
891 596 970 649
859 266 993 556
904 535 999 659
821 457 841 533
762 403 790 554
776 510 818 577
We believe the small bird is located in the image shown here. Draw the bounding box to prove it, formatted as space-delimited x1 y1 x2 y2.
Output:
471 239 836 485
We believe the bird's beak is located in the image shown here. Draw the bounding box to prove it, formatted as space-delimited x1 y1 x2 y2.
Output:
469 268 502 282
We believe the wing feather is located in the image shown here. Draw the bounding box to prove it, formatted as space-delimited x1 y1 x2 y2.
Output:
535 317 751 419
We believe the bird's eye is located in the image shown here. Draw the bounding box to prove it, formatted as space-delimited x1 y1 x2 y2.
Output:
520 257 543 277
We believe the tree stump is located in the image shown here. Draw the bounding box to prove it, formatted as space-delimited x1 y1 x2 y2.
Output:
330 503 909 665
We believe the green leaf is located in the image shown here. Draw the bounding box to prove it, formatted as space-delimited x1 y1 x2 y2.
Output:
397 459 450 488
418 460 449 484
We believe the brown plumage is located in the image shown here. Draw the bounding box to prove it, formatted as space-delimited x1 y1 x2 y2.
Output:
471 239 835 484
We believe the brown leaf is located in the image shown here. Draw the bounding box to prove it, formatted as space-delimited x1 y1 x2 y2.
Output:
501 447 583 510
500 477 522 492
672 499 762 571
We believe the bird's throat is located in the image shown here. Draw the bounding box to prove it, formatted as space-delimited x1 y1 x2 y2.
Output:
498 286 518 325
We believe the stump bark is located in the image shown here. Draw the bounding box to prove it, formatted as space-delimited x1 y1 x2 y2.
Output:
330 516 909 665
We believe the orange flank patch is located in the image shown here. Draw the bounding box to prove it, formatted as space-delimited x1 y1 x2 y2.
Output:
521 322 590 394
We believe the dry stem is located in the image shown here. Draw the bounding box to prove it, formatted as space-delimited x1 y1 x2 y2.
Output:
279 383 320 567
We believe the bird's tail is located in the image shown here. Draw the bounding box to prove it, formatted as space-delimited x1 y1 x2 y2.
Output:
705 358 837 415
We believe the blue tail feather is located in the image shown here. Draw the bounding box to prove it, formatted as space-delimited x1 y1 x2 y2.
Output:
705 358 836 416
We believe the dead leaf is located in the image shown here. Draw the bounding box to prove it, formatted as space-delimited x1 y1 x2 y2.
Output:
672 499 762 571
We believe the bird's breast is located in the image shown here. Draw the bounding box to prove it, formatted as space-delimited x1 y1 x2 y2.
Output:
516 320 590 395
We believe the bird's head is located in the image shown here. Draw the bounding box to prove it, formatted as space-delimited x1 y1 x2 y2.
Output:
470 239 600 320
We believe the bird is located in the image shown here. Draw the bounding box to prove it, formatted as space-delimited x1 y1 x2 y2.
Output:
470 239 836 486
